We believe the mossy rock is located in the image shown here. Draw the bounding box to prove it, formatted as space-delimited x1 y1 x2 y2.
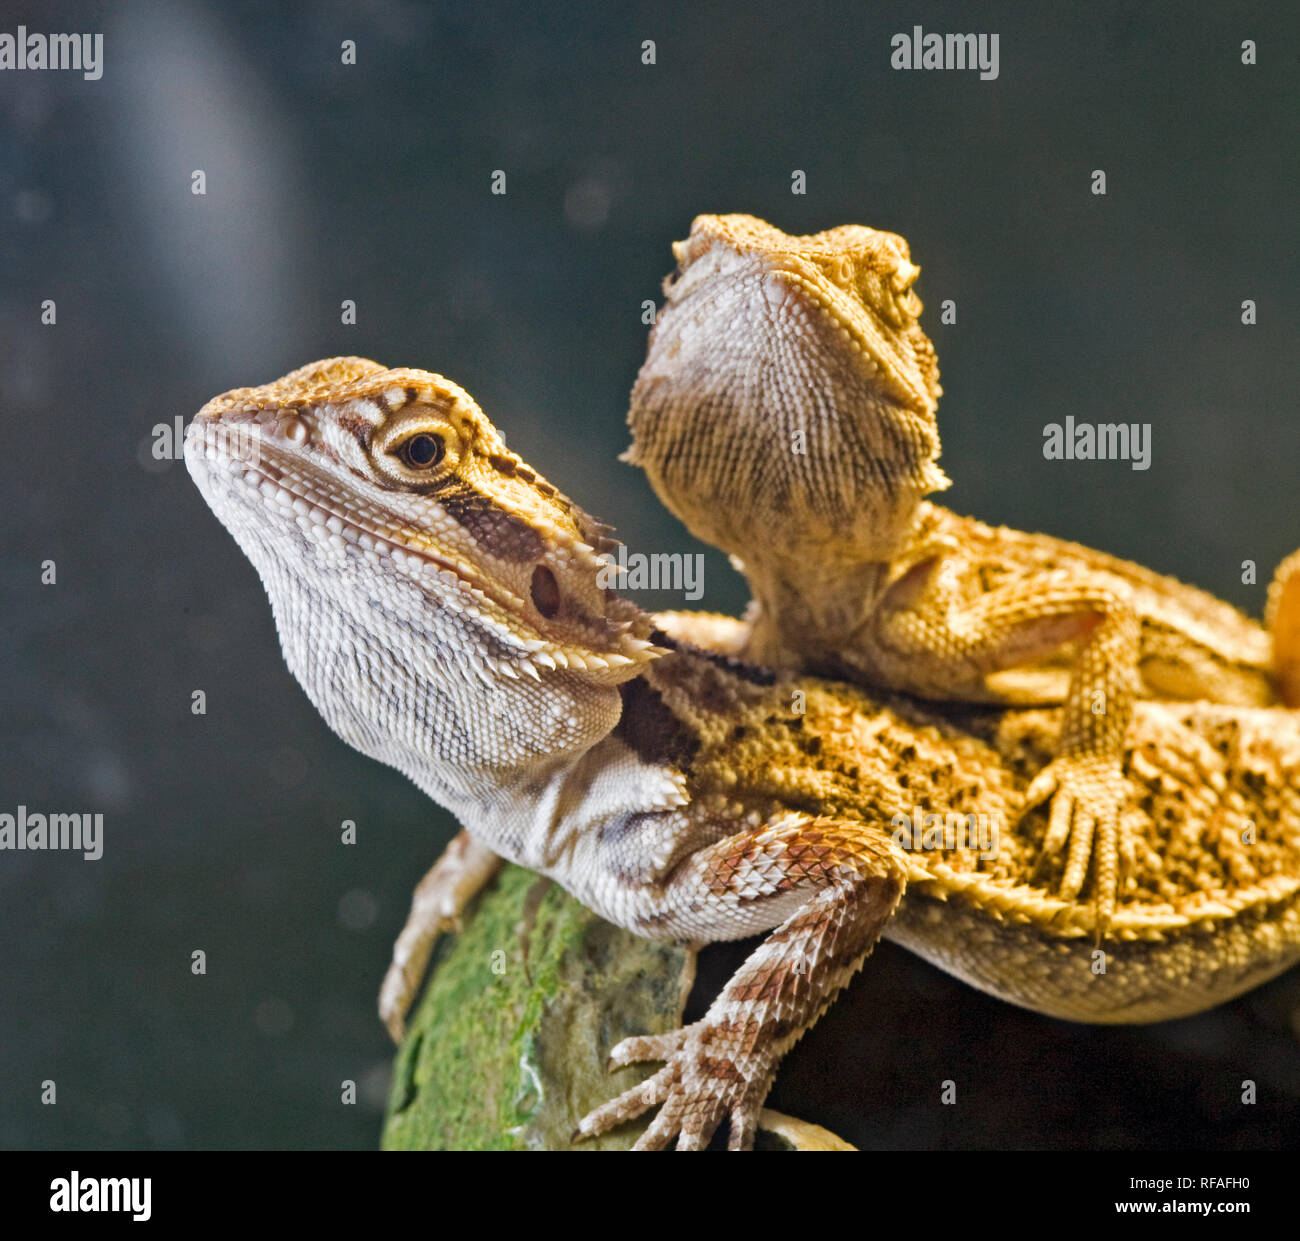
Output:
381 862 853 1150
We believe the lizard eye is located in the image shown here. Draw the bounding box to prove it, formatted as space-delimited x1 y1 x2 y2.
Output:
398 433 445 470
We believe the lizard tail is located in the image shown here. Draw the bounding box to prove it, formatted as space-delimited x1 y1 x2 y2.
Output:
1266 548 1300 707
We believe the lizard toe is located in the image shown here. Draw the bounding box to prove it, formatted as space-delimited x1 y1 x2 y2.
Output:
728 1108 759 1151
575 1063 673 1141
608 1027 688 1070
1059 806 1096 900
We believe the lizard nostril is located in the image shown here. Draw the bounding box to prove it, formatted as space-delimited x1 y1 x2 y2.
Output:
530 565 561 619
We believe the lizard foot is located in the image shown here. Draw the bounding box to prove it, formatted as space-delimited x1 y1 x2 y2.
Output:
378 830 502 1043
1024 753 1125 931
574 1020 776 1151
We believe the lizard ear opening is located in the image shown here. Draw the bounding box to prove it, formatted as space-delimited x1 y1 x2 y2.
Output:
530 565 562 619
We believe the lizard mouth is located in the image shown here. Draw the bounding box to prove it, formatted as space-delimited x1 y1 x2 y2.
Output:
188 425 546 635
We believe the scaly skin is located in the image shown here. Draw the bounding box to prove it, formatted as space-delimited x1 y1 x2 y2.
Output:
626 213 1300 932
186 358 1300 1149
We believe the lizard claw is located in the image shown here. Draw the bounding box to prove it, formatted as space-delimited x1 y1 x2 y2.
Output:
1024 754 1125 930
378 908 463 1043
576 1020 774 1151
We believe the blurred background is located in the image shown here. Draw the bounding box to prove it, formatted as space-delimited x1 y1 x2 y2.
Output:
1 0 1296 1149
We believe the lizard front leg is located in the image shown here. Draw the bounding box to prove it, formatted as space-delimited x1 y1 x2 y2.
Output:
576 814 906 1150
865 561 1140 929
379 829 502 1042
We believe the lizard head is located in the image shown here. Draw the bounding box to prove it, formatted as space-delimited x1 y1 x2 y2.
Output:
186 357 662 806
626 213 950 572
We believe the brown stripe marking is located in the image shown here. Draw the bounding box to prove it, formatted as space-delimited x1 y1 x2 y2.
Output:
440 488 547 561
615 678 701 771
337 411 374 450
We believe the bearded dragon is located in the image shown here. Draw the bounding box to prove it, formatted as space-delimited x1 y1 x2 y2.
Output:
626 213 1300 931
184 357 1300 1150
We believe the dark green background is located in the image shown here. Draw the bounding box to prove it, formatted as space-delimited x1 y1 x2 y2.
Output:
1 0 1295 1149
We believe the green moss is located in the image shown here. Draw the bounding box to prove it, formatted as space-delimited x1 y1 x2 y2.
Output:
381 863 691 1151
